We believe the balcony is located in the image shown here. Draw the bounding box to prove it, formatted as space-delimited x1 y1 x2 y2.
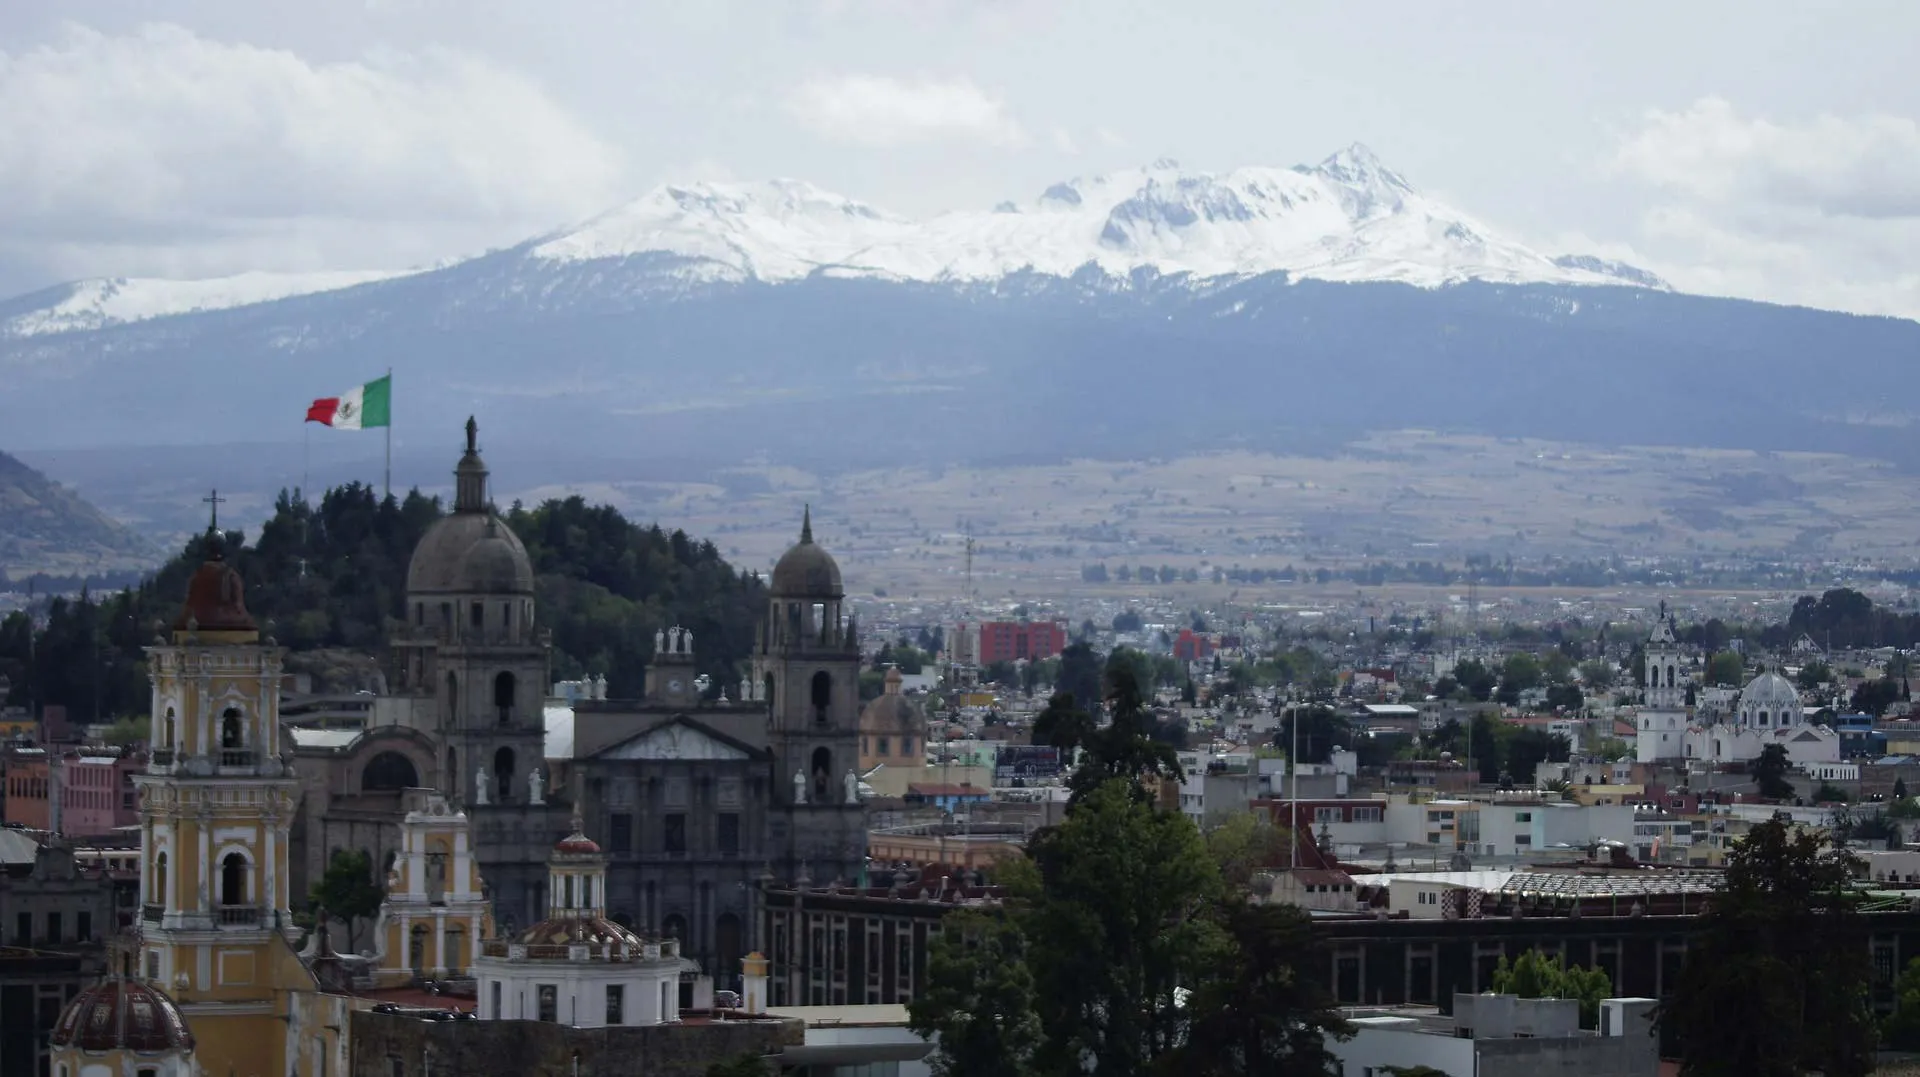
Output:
217 905 261 926
218 749 257 769
149 749 175 768
141 904 164 923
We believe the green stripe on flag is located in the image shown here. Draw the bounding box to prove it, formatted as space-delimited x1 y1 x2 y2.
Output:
361 375 391 428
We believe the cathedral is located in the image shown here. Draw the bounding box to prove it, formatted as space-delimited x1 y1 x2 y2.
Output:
288 420 870 987
1632 605 1840 768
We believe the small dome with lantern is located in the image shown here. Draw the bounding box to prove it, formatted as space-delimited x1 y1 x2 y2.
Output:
49 971 194 1059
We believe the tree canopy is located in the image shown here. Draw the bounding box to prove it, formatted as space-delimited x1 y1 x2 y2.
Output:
0 485 768 719
1664 818 1873 1077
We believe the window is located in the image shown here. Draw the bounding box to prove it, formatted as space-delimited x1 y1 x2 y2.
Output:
903 736 915 756
221 853 249 906
718 813 740 855
605 984 625 1025
811 670 833 724
610 813 633 854
1314 807 1341 822
665 813 687 854
77 912 91 942
389 1057 407 1077
14 912 28 944
1352 806 1383 822
46 913 60 942
137 1069 157 1077
494 672 516 724
1515 835 1532 847
537 984 558 1022
471 602 484 629
877 736 890 757
490 981 500 1019
1514 812 1532 823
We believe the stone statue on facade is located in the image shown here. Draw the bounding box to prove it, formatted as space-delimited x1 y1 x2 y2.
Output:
475 767 491 806
844 769 859 804
529 768 545 805
793 769 808 805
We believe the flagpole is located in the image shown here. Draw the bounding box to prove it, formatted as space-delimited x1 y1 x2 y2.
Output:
384 367 393 501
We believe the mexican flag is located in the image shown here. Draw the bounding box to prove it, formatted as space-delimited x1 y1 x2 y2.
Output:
305 375 391 429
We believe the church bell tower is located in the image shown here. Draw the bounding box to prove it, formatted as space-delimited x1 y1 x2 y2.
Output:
753 509 867 884
134 527 307 1075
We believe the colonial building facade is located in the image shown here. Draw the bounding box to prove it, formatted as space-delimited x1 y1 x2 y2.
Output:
290 422 870 989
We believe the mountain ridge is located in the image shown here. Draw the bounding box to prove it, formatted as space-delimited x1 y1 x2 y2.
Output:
0 448 158 578
0 144 1661 339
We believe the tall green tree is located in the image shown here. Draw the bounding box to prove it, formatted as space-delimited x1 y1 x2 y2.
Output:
908 909 1041 1077
1664 819 1874 1077
307 848 384 952
1019 780 1226 1077
1155 902 1350 1077
1705 651 1746 687
1750 743 1795 800
1032 691 1097 758
1066 663 1183 801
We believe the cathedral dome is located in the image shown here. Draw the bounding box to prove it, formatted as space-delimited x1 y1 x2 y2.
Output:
407 516 535 595
1740 671 1800 711
771 507 842 598
860 669 923 734
51 977 195 1054
406 419 535 597
173 543 254 633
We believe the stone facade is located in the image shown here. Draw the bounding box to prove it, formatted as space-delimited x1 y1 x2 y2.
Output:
1 846 117 948
348 1007 802 1077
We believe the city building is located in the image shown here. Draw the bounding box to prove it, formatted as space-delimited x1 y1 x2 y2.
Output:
973 621 1067 665
1682 670 1841 766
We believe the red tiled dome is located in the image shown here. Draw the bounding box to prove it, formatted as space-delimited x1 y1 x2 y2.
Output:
173 547 254 633
51 978 194 1053
554 832 601 854
513 915 642 949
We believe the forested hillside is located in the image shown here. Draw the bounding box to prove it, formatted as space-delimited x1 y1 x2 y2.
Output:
0 484 766 722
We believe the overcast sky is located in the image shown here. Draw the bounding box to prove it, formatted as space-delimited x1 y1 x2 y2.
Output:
2 1 1916 316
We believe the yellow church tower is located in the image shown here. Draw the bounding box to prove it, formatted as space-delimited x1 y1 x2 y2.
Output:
119 528 348 1077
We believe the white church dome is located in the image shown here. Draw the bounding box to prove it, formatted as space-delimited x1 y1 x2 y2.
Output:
1740 671 1799 710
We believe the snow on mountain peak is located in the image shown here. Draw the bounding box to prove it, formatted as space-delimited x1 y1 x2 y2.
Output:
0 269 419 339
528 145 1651 291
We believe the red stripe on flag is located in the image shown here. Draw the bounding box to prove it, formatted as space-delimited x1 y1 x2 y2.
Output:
306 397 341 425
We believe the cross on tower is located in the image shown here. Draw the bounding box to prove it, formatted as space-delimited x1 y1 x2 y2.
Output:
203 489 226 531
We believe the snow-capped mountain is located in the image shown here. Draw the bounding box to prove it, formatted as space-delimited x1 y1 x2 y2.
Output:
17 139 1911 489
0 144 1662 340
528 144 1660 290
0 269 420 338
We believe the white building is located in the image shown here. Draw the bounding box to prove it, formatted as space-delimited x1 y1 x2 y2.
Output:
474 818 696 1027
1682 671 1841 767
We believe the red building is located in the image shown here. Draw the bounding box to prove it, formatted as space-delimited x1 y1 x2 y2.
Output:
976 620 1067 664
1172 628 1215 662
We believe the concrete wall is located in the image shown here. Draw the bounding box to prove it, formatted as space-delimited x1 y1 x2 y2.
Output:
348 1010 803 1077
1476 1034 1657 1077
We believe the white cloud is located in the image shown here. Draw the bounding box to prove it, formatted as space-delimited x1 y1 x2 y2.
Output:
785 73 1027 148
0 23 629 286
1606 97 1920 319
